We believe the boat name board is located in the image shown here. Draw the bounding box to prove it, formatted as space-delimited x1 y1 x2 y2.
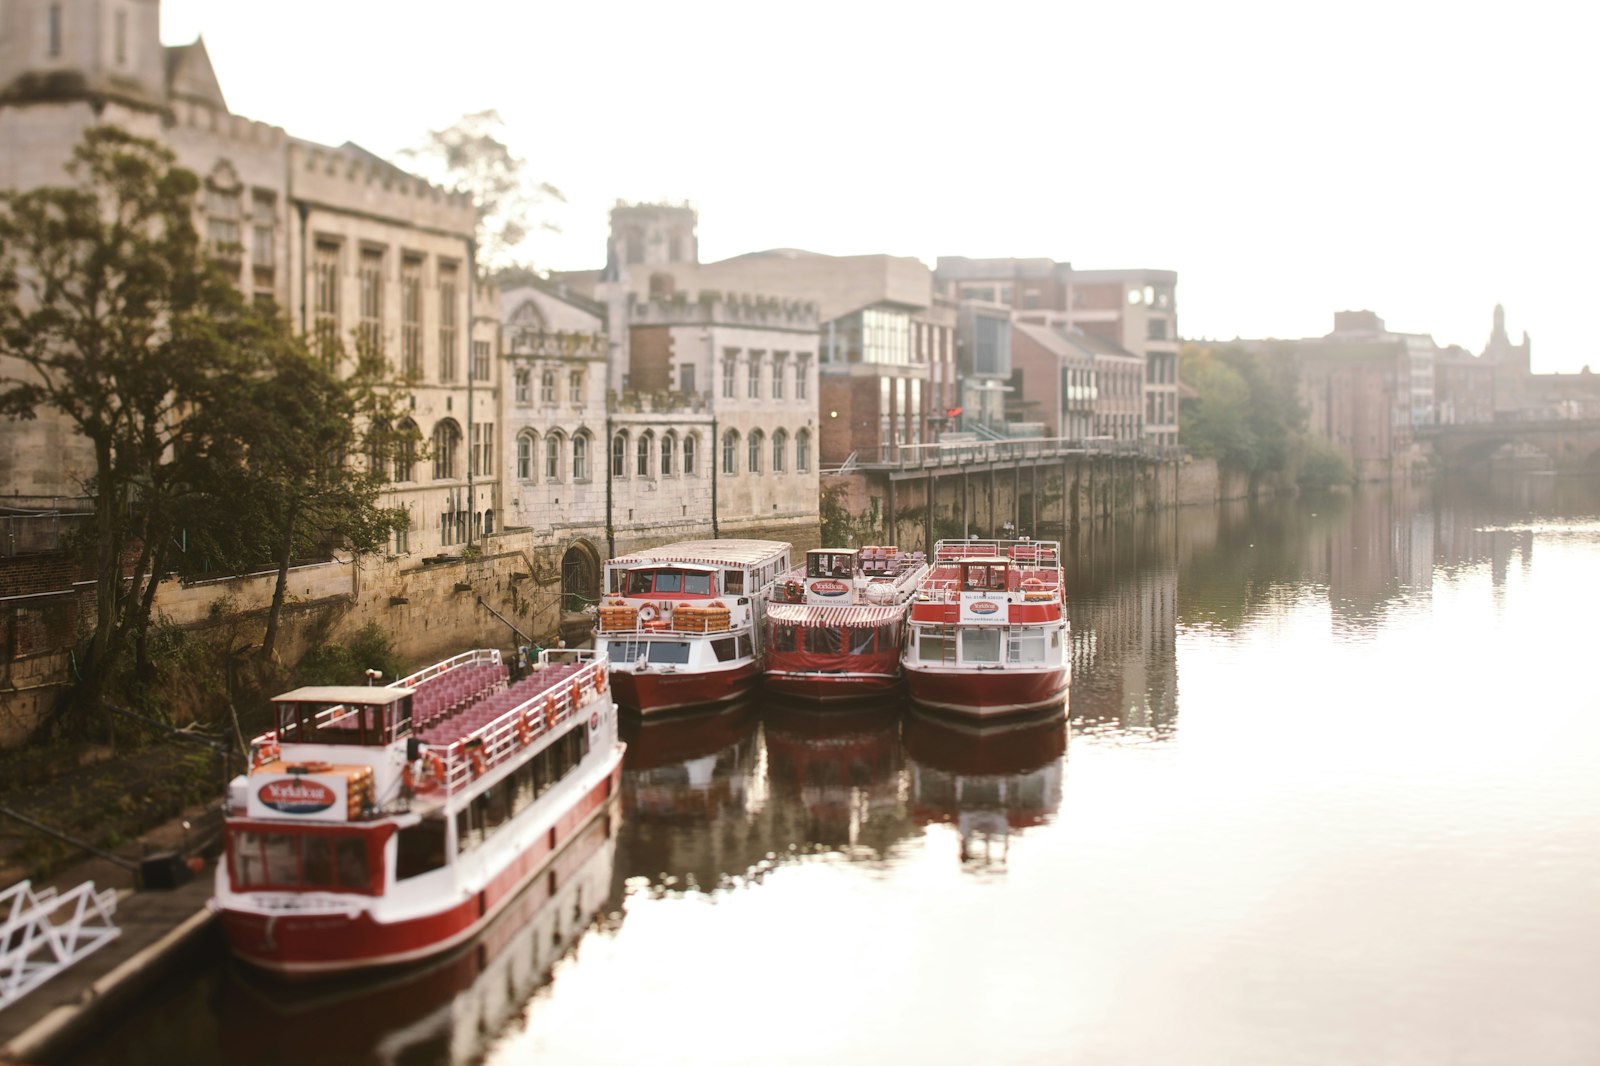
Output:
249 773 350 822
808 579 851 598
960 593 1008 625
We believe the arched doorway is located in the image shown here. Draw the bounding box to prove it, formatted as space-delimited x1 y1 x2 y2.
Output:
560 541 601 615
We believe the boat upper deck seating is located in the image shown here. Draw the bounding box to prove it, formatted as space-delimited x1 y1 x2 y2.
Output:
414 661 587 747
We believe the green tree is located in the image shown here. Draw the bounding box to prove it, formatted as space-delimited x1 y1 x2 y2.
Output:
401 109 564 273
0 126 260 721
1180 344 1305 481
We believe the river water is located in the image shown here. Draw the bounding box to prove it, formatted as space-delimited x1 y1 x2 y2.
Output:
70 476 1600 1066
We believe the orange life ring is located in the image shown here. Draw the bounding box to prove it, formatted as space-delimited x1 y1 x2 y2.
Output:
401 762 416 795
288 760 333 775
252 739 280 770
595 665 607 691
517 710 532 747
637 604 658 623
544 694 557 728
570 680 581 706
468 748 485 778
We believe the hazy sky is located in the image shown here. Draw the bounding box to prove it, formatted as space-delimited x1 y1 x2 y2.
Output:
161 0 1594 371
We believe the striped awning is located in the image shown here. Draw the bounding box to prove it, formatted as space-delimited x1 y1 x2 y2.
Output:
766 603 906 627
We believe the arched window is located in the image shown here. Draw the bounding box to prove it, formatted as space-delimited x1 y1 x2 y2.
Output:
545 432 564 481
432 420 462 480
393 419 418 482
748 429 764 474
611 431 628 477
722 430 739 475
483 510 494 535
661 433 676 476
540 370 556 404
514 368 531 404
796 428 811 473
772 429 787 473
516 432 537 480
572 433 590 480
683 434 697 476
636 432 653 477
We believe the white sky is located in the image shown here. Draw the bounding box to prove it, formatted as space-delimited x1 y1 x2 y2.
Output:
161 0 1596 372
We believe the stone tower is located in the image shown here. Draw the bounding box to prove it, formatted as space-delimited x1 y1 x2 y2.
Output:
0 0 169 113
603 201 699 281
1483 304 1533 418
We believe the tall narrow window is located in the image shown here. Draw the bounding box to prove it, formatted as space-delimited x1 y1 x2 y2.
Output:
469 423 493 477
432 421 461 480
722 430 738 475
636 433 652 477
611 433 628 477
48 5 62 58
540 370 556 404
516 433 536 480
514 368 531 403
572 434 589 480
251 190 276 298
438 262 458 382
747 429 763 474
796 356 810 400
796 428 811 473
661 434 676 476
772 354 787 399
545 434 563 481
471 339 491 382
747 353 763 399
569 370 584 404
205 184 241 259
683 434 697 476
393 420 417 482
312 240 340 365
358 247 383 358
400 257 423 378
772 429 787 473
722 357 736 399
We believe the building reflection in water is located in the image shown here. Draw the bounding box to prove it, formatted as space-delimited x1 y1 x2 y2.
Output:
211 806 620 1066
1067 515 1179 737
762 701 914 862
902 709 1066 870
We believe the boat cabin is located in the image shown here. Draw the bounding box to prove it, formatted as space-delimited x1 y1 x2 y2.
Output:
271 686 415 748
618 565 718 598
957 557 1013 593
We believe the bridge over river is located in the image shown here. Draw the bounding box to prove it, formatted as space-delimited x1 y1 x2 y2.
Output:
1415 419 1600 473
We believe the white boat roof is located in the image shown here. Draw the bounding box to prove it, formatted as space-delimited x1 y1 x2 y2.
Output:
767 603 907 626
272 685 414 705
609 539 792 568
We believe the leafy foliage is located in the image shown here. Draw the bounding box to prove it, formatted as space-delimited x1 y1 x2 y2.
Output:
296 623 407 688
1296 436 1355 490
401 109 564 273
1180 344 1304 474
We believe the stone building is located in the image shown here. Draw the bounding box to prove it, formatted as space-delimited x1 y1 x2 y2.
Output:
0 0 497 559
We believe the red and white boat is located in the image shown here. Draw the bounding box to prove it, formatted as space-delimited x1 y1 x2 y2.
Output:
901 538 1070 717
214 647 624 980
593 539 791 715
763 546 930 703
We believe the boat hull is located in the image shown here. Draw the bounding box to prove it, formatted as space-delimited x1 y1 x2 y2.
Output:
219 756 624 980
609 660 760 715
903 664 1068 718
763 669 901 704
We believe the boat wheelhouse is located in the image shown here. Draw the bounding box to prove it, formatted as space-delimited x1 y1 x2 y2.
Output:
214 648 624 980
763 546 930 703
901 538 1070 717
593 539 791 715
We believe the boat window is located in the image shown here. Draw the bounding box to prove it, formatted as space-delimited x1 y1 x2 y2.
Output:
627 570 656 595
1008 630 1048 664
771 624 797 652
484 780 510 830
532 747 555 796
807 552 829 579
725 570 744 595
264 833 298 884
877 624 898 649
849 628 876 655
456 807 482 853
301 835 335 887
647 642 691 665
712 637 737 662
396 818 449 880
918 631 950 662
337 838 367 888
961 629 1002 663
655 571 683 593
737 634 753 658
806 627 842 654
684 572 713 595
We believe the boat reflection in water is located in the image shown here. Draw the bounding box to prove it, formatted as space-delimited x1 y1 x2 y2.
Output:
762 701 913 858
618 702 763 892
903 708 1066 868
216 801 620 1066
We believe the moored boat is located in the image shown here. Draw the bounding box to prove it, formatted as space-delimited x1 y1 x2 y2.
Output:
763 546 930 703
214 647 624 980
901 538 1070 717
593 539 791 715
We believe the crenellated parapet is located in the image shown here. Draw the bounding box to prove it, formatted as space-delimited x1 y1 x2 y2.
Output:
288 140 475 233
170 98 286 149
629 290 819 330
506 328 608 362
610 389 712 414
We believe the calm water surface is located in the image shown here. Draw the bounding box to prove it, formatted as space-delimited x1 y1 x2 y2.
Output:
73 477 1600 1066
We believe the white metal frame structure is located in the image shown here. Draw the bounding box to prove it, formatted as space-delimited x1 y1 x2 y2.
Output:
0 880 120 1010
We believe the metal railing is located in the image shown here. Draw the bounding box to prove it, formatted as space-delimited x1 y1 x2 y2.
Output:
0 880 120 1010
